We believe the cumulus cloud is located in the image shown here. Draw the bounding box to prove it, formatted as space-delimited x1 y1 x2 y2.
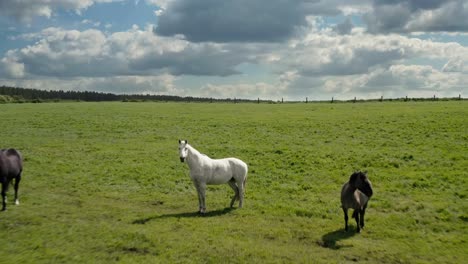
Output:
145 0 174 9
442 57 468 73
72 74 180 94
275 26 468 78
0 74 179 95
154 0 348 42
0 56 25 78
0 0 120 23
320 64 467 99
365 0 468 33
0 25 254 78
198 70 300 100
199 82 276 99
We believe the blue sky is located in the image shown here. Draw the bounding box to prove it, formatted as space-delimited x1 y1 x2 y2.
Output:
0 0 467 100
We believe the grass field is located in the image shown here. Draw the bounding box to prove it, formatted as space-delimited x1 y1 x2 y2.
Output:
0 101 467 263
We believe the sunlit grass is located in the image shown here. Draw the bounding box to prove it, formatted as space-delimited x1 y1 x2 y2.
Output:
0 101 466 263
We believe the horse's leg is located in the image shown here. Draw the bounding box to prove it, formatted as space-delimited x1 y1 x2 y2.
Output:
354 209 361 233
193 181 203 213
342 207 349 231
227 179 239 208
14 173 21 205
360 203 368 229
1 181 7 211
237 179 245 208
198 182 207 214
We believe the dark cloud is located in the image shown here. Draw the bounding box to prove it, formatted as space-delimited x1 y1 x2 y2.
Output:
374 0 447 11
129 44 249 76
154 0 340 42
333 17 354 35
365 0 468 33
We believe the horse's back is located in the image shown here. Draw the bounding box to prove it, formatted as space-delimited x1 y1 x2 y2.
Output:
3 148 21 158
193 157 245 184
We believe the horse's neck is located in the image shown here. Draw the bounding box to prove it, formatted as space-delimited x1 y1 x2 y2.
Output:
187 145 200 156
186 145 205 166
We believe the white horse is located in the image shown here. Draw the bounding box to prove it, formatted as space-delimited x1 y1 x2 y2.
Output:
178 140 248 214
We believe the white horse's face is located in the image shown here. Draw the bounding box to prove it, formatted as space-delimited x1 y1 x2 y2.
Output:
178 140 188 162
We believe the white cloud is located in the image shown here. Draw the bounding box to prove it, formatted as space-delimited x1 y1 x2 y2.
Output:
320 64 467 99
274 23 468 78
365 0 468 33
145 0 174 9
197 70 297 100
442 57 468 73
81 19 101 27
0 0 121 23
0 56 25 78
0 74 179 95
0 25 253 78
199 83 277 99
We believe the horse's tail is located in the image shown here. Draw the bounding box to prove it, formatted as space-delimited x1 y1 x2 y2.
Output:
242 161 248 188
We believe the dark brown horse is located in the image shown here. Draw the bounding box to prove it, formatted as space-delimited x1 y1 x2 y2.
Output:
0 148 23 211
341 171 373 233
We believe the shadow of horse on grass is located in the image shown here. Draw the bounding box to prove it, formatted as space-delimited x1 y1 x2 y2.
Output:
318 228 357 250
132 207 235 225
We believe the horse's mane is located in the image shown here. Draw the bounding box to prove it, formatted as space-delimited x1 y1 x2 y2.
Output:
349 171 366 183
187 144 209 158
186 144 201 155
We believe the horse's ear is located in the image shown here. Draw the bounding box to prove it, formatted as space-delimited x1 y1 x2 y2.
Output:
179 139 181 143
185 140 188 144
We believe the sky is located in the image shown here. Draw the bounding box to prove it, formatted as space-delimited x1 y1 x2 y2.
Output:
0 0 467 101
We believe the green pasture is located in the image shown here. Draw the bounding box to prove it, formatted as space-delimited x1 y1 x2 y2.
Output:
0 101 466 263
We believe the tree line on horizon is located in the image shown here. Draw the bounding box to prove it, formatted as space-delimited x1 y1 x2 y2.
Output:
0 85 464 104
0 86 255 103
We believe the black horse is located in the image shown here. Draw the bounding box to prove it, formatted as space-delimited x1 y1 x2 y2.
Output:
341 171 373 233
0 148 23 211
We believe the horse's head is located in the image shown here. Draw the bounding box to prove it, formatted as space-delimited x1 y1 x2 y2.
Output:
178 140 189 162
350 171 373 198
